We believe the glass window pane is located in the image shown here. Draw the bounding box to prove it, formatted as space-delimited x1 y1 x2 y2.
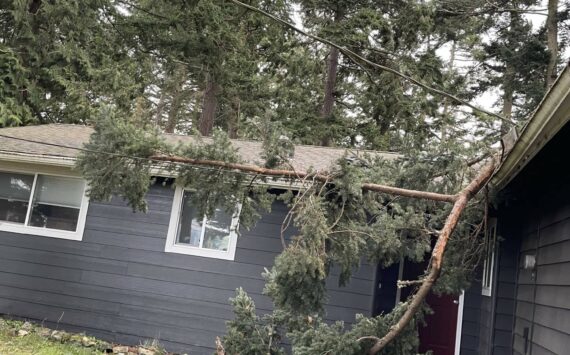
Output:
176 191 203 246
33 175 84 208
202 208 232 251
0 172 34 224
28 175 84 231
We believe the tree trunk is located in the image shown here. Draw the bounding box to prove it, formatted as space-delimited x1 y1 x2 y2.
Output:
320 8 343 146
546 0 559 88
154 91 166 128
441 41 456 144
227 98 240 139
164 67 187 134
501 63 515 134
28 0 42 14
199 72 219 136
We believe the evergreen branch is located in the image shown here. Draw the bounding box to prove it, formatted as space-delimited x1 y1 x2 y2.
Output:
367 157 498 354
227 0 514 126
0 133 457 202
150 154 458 203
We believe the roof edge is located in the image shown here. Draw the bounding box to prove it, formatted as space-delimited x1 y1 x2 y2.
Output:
0 152 76 167
492 65 570 189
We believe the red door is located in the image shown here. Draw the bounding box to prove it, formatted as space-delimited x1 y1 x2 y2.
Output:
418 292 459 355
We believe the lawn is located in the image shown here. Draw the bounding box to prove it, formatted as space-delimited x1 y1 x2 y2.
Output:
0 318 167 355
0 328 99 355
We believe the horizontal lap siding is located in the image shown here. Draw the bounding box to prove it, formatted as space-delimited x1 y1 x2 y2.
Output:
0 185 374 354
460 277 482 355
511 191 570 355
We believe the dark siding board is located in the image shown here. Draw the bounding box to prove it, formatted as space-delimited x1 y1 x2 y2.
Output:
87 203 171 225
0 245 128 275
537 239 570 265
515 301 534 322
538 218 570 247
0 192 375 353
512 333 525 354
0 232 103 257
531 323 570 355
493 346 512 355
85 216 169 238
536 263 570 285
535 285 570 309
530 343 558 355
533 304 570 335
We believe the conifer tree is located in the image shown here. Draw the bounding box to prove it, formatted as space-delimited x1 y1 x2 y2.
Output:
0 0 145 126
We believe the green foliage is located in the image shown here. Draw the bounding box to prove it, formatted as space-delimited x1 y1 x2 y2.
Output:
0 0 145 125
290 303 423 355
222 288 285 355
7 0 557 352
264 247 327 315
76 108 164 212
0 45 33 126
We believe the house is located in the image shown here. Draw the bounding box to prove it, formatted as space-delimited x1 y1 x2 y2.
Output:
455 65 570 355
1 63 568 354
0 124 403 354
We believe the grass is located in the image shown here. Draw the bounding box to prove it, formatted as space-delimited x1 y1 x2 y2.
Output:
0 320 103 355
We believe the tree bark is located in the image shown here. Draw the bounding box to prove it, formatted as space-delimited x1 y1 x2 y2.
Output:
199 72 219 136
501 62 515 134
227 97 240 139
149 154 458 203
367 157 497 354
164 71 187 134
441 41 456 144
546 0 559 88
320 8 343 146
28 0 42 14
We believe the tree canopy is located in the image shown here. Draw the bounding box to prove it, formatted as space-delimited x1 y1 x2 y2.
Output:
1 0 569 353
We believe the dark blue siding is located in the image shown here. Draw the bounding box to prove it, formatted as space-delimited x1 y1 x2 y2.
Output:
0 185 375 354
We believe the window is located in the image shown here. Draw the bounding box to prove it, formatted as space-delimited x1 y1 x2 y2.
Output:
0 171 88 240
165 186 241 260
482 218 497 296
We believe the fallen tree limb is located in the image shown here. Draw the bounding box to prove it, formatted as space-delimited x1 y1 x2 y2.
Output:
150 154 458 203
367 157 497 354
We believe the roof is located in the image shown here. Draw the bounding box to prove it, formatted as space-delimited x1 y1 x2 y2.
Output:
0 124 399 172
492 64 570 189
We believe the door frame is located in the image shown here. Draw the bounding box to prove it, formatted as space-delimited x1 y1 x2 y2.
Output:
453 290 465 355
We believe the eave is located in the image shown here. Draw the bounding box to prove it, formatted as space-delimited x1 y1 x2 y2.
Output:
492 64 570 190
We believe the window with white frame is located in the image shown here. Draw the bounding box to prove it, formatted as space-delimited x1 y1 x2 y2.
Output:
165 186 241 260
0 171 89 240
482 217 497 296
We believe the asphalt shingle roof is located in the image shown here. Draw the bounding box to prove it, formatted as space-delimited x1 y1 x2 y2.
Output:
0 124 399 172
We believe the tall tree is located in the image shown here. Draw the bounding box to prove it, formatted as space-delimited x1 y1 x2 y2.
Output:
0 0 146 126
546 0 559 88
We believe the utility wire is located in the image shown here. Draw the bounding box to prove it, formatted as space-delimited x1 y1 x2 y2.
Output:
228 0 514 126
0 134 280 180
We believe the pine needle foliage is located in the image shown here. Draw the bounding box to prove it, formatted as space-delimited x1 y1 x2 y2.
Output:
77 110 487 354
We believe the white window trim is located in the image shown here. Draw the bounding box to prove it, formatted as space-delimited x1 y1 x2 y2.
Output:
165 185 240 260
0 169 89 241
482 218 497 297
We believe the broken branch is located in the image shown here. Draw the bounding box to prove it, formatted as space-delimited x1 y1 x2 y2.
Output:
367 157 497 354
150 154 458 203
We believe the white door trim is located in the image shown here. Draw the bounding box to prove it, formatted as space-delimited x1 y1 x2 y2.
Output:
454 290 465 355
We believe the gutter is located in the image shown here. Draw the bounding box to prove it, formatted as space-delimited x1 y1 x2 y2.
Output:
0 152 76 168
492 64 570 189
